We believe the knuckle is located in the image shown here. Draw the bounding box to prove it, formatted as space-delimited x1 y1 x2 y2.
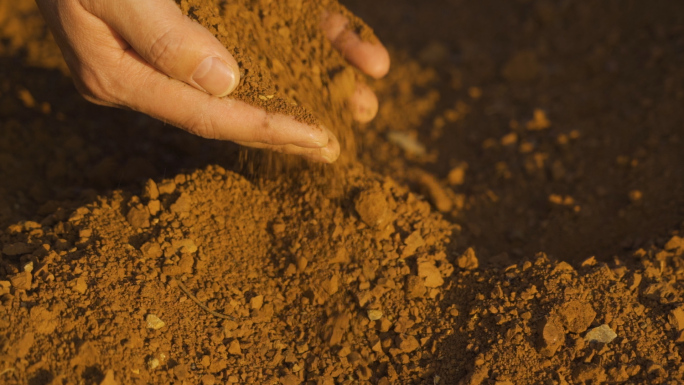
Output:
146 28 184 71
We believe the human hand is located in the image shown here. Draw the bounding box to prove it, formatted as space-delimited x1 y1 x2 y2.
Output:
35 0 389 163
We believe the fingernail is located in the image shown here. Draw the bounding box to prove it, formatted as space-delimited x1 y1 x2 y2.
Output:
193 57 237 97
320 128 340 163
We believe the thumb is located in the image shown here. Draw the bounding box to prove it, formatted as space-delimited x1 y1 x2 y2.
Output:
83 0 239 97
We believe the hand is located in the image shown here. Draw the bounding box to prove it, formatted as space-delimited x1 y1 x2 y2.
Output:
35 0 390 163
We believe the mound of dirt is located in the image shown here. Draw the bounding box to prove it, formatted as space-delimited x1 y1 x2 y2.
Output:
2 0 684 384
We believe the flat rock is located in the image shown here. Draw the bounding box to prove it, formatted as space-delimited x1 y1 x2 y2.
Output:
584 324 617 343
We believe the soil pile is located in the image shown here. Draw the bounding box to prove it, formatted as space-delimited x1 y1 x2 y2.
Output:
2 0 684 384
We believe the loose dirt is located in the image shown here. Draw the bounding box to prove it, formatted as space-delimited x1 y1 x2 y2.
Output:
2 0 684 384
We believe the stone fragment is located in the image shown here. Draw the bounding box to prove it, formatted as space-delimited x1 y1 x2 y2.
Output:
320 275 338 295
395 334 420 353
201 374 216 385
447 163 467 186
9 271 32 290
146 314 165 330
539 315 564 357
584 324 617 343
170 193 192 213
126 205 150 229
405 275 427 299
148 200 161 216
414 171 452 212
417 261 444 288
250 295 264 310
73 276 88 294
31 306 58 334
280 374 301 385
13 332 34 358
457 248 479 270
157 180 176 195
147 357 160 370
558 300 596 333
172 239 197 253
142 179 160 200
367 309 383 321
228 339 241 355
177 254 195 275
354 187 393 229
665 236 684 253
174 364 189 380
402 231 425 258
100 369 118 385
669 306 684 331
140 242 163 259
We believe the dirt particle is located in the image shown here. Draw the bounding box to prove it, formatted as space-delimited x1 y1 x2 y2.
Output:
447 163 467 186
143 179 160 200
99 369 118 385
280 374 301 385
9 270 32 290
664 236 684 253
669 306 684 331
457 248 479 270
414 171 452 212
157 180 176 195
525 109 551 130
405 275 427 299
170 193 192 213
354 187 392 229
539 315 564 357
228 339 241 355
13 332 34 358
250 295 264 310
201 374 216 385
73 276 88 294
127 204 150 229
402 231 426 258
140 242 163 259
558 300 596 334
628 189 643 203
418 260 444 288
395 334 420 353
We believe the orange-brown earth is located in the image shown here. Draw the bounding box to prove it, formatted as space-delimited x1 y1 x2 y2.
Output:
1 0 684 384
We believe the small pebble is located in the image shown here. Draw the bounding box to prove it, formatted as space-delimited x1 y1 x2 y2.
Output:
367 309 383 321
584 324 617 343
146 314 165 330
147 357 160 370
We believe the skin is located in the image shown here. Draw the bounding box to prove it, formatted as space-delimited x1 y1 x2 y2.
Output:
34 0 390 163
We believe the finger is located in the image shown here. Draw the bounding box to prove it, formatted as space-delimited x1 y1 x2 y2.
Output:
120 53 329 147
236 128 340 163
349 82 378 123
82 0 239 97
321 12 390 79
